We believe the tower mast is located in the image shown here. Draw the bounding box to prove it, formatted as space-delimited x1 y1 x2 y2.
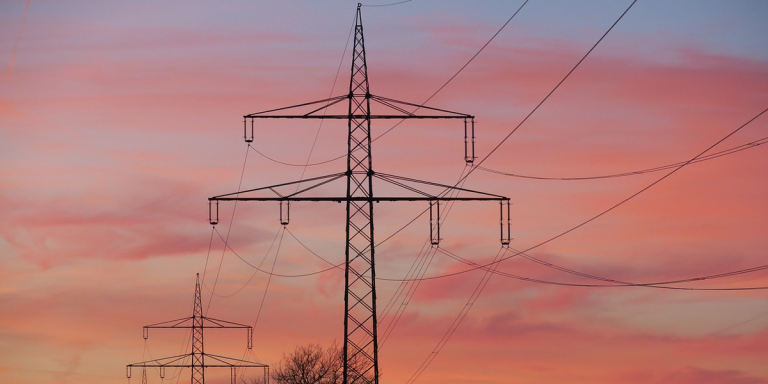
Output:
343 5 379 382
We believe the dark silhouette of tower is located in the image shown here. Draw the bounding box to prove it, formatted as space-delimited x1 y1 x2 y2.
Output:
209 4 510 383
126 274 269 384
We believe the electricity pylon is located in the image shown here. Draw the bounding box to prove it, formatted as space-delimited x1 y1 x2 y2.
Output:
209 4 511 383
126 274 269 384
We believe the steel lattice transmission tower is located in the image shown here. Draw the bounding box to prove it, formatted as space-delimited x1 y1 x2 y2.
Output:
209 4 511 383
126 274 269 384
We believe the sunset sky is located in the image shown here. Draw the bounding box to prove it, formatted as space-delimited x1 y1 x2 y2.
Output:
1 1 767 383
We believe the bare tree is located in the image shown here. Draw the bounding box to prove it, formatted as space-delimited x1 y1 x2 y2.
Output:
261 342 375 384
243 377 268 384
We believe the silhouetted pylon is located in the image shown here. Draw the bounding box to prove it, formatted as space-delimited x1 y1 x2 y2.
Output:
127 274 269 384
209 4 511 383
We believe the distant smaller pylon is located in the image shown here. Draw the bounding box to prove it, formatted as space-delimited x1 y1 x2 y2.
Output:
126 274 269 384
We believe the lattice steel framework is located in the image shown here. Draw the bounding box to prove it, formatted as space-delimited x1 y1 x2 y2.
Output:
191 273 205 383
344 7 378 383
126 274 269 384
209 4 511 383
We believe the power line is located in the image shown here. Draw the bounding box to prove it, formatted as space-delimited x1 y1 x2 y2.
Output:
379 166 473 348
372 0 762 283
361 0 413 8
429 106 767 282
252 227 285 327
203 227 283 297
242 0 640 315
405 247 506 384
478 136 768 181
437 247 768 291
456 0 638 186
294 17 356 192
248 0 530 167
372 0 530 143
217 227 341 278
219 207 768 290
200 227 216 287
407 239 768 384
378 244 436 347
211 202 430 280
250 140 346 167
212 193 437 280
210 18 355 381
204 144 251 315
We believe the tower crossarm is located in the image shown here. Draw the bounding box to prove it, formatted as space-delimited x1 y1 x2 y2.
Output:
373 172 509 200
127 354 189 369
245 93 472 120
246 95 347 117
210 173 345 200
201 317 252 328
368 95 472 118
209 171 508 203
143 317 251 329
142 316 252 335
144 317 191 329
211 196 505 202
202 353 269 368
127 354 268 379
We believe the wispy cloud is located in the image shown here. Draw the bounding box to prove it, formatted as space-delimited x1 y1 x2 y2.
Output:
5 0 31 82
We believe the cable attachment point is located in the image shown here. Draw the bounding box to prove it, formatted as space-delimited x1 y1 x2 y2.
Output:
209 200 219 226
464 118 477 164
429 201 442 246
280 201 290 226
244 118 254 143
500 200 511 246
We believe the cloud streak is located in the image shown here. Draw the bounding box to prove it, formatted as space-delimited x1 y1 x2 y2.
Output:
5 0 31 82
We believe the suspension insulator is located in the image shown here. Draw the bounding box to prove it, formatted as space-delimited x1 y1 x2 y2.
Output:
500 200 511 246
126 366 131 379
247 327 253 350
464 118 476 164
280 201 290 226
159 366 165 379
244 118 254 143
430 201 441 246
209 200 219 226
